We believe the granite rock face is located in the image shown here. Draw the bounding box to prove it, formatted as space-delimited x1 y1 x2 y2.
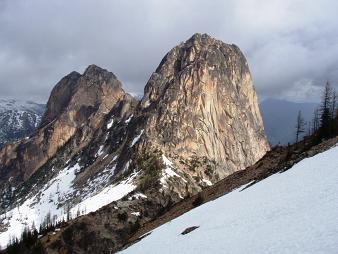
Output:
134 33 269 180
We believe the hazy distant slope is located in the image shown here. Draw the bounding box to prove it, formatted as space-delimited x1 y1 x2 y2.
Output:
260 99 317 145
0 99 45 145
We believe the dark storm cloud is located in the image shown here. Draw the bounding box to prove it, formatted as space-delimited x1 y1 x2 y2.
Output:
0 0 338 103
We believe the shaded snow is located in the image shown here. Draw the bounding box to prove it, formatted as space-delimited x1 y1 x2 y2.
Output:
125 114 133 124
129 193 147 200
160 155 187 187
95 145 105 157
131 130 144 147
162 154 173 167
82 165 117 195
201 179 212 186
121 146 338 254
71 172 138 215
107 118 114 129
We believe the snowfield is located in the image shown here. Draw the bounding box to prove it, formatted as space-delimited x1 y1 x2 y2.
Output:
0 163 138 249
120 145 338 254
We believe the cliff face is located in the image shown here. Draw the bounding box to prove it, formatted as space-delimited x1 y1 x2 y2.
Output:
0 65 127 188
134 33 269 180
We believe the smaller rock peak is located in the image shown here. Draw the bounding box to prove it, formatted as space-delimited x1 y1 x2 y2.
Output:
84 64 105 75
69 70 81 76
186 33 214 46
82 64 118 85
189 32 211 40
66 71 81 82
83 64 117 78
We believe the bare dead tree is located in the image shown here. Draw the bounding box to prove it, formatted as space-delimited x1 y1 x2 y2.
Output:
295 110 306 144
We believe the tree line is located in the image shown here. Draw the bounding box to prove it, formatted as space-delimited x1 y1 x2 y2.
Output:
295 81 337 145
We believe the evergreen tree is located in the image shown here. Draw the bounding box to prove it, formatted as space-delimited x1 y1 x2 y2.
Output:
319 81 335 139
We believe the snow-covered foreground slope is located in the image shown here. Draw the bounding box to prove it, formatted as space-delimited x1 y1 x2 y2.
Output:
120 145 338 254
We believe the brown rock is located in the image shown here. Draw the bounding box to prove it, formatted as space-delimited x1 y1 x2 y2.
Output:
134 33 269 182
0 65 127 188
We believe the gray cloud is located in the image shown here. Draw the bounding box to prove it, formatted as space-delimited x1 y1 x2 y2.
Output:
0 0 338 103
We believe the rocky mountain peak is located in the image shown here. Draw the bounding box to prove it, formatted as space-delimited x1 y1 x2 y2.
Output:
41 65 122 127
137 33 269 181
0 64 128 188
40 71 81 127
83 64 118 82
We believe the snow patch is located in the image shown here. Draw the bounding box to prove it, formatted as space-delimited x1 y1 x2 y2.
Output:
160 155 187 187
125 114 133 124
128 193 147 200
131 212 140 217
123 160 131 172
107 118 114 129
71 172 138 215
201 179 212 186
131 130 144 147
95 145 105 157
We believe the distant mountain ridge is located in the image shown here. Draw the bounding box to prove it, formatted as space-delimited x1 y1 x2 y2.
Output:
260 98 318 145
0 99 45 145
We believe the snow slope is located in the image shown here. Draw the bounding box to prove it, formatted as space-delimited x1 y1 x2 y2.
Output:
0 162 138 249
120 145 338 254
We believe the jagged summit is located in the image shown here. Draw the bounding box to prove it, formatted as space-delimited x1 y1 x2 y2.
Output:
186 32 220 44
83 64 118 81
41 65 122 127
84 64 103 74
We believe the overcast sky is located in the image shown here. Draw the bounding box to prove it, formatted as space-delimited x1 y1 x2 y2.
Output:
0 0 338 103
